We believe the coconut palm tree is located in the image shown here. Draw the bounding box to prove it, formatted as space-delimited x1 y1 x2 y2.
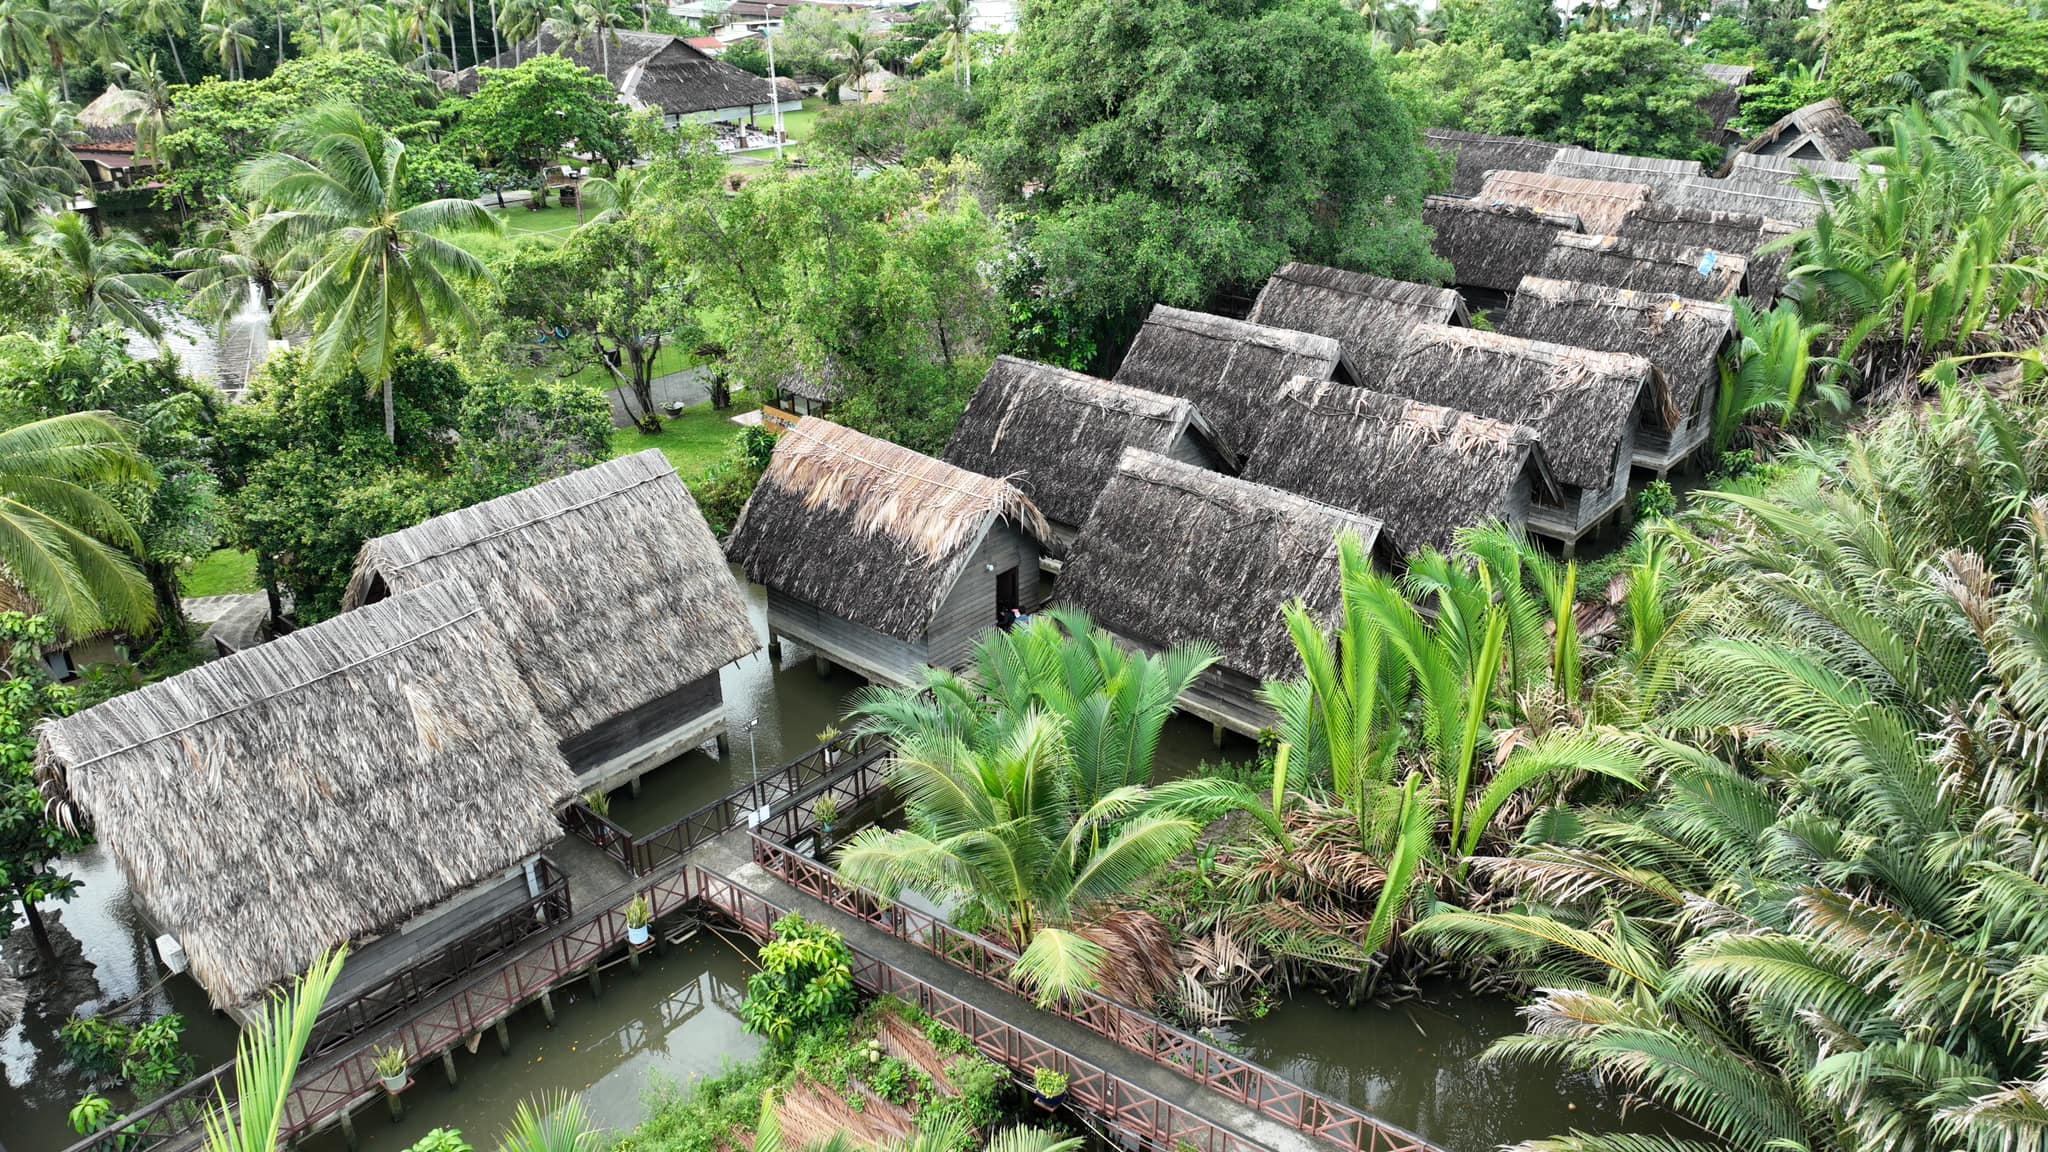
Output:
199 949 346 1152
70 0 126 73
0 75 88 209
33 211 175 338
93 58 178 166
0 0 49 87
36 0 87 99
201 0 255 77
828 28 877 104
0 410 158 636
934 0 969 90
123 0 191 80
497 0 539 60
496 1094 597 1152
239 103 498 441
174 199 288 331
543 0 620 77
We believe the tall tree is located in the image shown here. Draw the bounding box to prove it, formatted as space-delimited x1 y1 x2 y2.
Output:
0 76 87 236
827 27 876 103
0 0 49 87
0 411 158 636
32 211 176 338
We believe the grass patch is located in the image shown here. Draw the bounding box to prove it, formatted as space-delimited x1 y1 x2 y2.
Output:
182 548 259 597
466 204 585 264
777 101 822 142
609 397 758 476
558 345 701 392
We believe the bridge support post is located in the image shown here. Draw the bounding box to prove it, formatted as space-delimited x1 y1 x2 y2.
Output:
495 1019 512 1054
587 964 605 998
768 633 783 661
338 1107 359 1151
442 1049 460 1087
627 945 643 974
539 988 557 1025
629 774 643 798
715 732 730 757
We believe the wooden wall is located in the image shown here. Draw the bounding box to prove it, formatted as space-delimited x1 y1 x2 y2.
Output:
768 587 930 687
558 671 723 773
925 521 1043 671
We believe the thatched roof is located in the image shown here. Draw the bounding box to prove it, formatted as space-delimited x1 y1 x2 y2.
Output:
942 357 1231 531
1243 378 1554 555
1668 175 1823 223
1383 323 1653 491
1544 148 1702 198
1501 277 1734 428
76 86 141 146
1740 98 1874 162
1615 200 1769 254
1424 195 1581 294
726 419 1051 641
1424 129 1565 197
779 358 849 403
1747 218 1803 305
1538 232 1748 302
1058 449 1380 683
447 32 772 116
1477 170 1652 234
1110 305 1349 459
1730 151 1863 185
1701 63 1757 88
1699 64 1756 133
36 582 576 1009
343 451 756 742
1246 262 1468 375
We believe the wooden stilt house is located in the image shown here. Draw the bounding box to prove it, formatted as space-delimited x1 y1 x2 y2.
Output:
343 450 758 792
1246 263 1468 385
1502 278 1735 475
35 582 578 1017
1110 305 1354 460
1383 324 1658 553
942 356 1235 551
725 419 1053 687
1058 449 1390 740
1537 232 1749 302
1424 129 1565 197
1424 196 1582 297
1242 378 1558 558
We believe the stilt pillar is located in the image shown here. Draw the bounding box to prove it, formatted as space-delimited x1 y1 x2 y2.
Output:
1211 723 1225 749
768 634 783 661
626 945 643 974
442 1049 460 1087
338 1108 359 1151
629 774 643 798
386 1091 405 1123
814 653 832 678
494 1019 512 1054
587 964 605 998
539 988 557 1025
715 732 730 757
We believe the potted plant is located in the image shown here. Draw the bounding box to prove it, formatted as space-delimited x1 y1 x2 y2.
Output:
812 793 839 839
1032 1066 1068 1109
625 895 654 947
373 1045 409 1094
818 725 842 766
581 788 610 818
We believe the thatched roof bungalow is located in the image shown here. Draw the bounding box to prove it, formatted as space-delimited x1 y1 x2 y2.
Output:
1383 324 1655 552
1543 148 1702 199
1615 200 1770 255
343 451 756 790
447 31 785 126
1243 378 1557 556
1423 129 1565 197
1501 277 1735 474
36 581 577 1012
1476 170 1653 234
1058 449 1388 738
1246 262 1468 382
942 356 1233 545
1740 98 1874 163
1424 195 1582 296
1110 305 1352 459
726 419 1053 686
1538 232 1748 302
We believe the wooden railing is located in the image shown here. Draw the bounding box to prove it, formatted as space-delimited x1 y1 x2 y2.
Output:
748 836 1441 1152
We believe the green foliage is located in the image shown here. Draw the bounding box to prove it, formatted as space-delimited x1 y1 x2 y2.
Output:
1381 38 1507 134
1729 61 1829 136
449 54 632 188
1632 479 1675 521
0 246 59 330
1477 30 1721 161
1030 1068 1066 1098
868 1055 916 1104
1689 14 1755 62
398 140 485 204
1714 298 1848 450
0 614 86 959
944 1053 1003 1127
61 1011 194 1097
740 913 858 1045
1820 0 2048 117
1432 0 1558 59
722 37 769 77
809 74 982 169
404 1129 472 1152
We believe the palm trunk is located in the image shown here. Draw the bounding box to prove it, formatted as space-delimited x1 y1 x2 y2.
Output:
466 0 478 67
169 36 188 81
53 45 69 100
276 4 285 63
382 374 395 442
488 0 499 58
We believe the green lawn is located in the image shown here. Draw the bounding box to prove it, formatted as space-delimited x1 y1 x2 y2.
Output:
777 101 822 142
183 548 260 597
469 204 584 263
609 398 757 475
559 345 700 391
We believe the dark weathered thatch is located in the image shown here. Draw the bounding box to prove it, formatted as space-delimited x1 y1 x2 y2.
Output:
1740 98 1874 162
1059 449 1380 683
1699 63 1756 134
1747 218 1804 305
1501 277 1734 428
1425 195 1581 294
726 419 1051 642
1424 129 1565 197
1384 323 1653 492
1544 148 1702 198
1477 170 1653 234
1731 151 1863 185
1669 175 1823 222
942 357 1229 531
1110 305 1349 458
448 31 771 116
1615 200 1770 254
36 581 576 1009
1246 262 1467 376
76 87 139 146
779 358 849 403
1244 378 1554 555
343 450 756 743
1538 232 1749 302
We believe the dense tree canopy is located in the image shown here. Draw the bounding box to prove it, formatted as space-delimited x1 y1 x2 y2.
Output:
1432 0 1556 59
1478 30 1720 161
449 54 632 193
1820 0 2048 116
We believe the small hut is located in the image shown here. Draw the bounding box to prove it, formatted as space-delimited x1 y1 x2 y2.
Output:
1739 98 1874 163
725 419 1053 686
1476 170 1653 234
71 86 157 190
1424 195 1582 296
1383 324 1655 552
1424 129 1565 197
344 451 757 790
1501 277 1735 474
1246 262 1468 383
35 581 577 1014
1538 232 1748 302
1110 305 1352 460
1242 378 1557 556
1544 148 1702 199
942 356 1234 548
1058 449 1388 740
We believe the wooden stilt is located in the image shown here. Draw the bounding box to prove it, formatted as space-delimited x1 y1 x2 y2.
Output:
814 652 832 678
627 945 643 974
715 732 730 757
442 1049 460 1087
1211 723 1225 750
495 1019 512 1054
629 774 642 798
588 964 605 998
386 1091 405 1122
338 1108 359 1151
768 634 783 661
539 988 557 1025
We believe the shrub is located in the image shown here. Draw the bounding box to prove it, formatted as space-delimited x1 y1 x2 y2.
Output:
946 1053 1005 1126
1634 480 1676 522
741 913 858 1045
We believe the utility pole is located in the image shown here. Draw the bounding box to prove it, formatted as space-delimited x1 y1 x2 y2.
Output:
765 23 785 160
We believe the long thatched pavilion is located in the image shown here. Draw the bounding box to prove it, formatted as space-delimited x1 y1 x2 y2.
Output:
1424 196 1582 296
726 418 1053 687
1246 263 1469 382
1538 232 1749 303
1243 378 1558 557
36 582 578 1014
1110 305 1353 459
1058 449 1391 742
1424 129 1565 197
343 450 758 792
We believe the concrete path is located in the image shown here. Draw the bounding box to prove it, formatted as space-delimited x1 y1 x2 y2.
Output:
607 366 712 429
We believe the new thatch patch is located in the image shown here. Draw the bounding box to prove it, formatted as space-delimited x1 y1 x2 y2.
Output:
1246 262 1468 377
942 356 1231 532
1058 448 1382 684
1739 98 1875 163
344 450 757 744
726 418 1051 642
1539 232 1749 302
1424 195 1581 294
1243 378 1555 556
1383 323 1655 492
36 581 576 1009
1476 170 1653 234
1110 305 1350 460
1424 129 1565 197
1544 148 1702 199
1501 277 1734 432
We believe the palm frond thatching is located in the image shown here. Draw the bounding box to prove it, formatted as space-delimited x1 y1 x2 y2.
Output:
1109 304 1349 460
1476 170 1653 234
1424 128 1566 198
1544 148 1703 199
1502 277 1735 428
1538 232 1749 303
1424 195 1582 293
1738 98 1876 163
1246 262 1468 375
